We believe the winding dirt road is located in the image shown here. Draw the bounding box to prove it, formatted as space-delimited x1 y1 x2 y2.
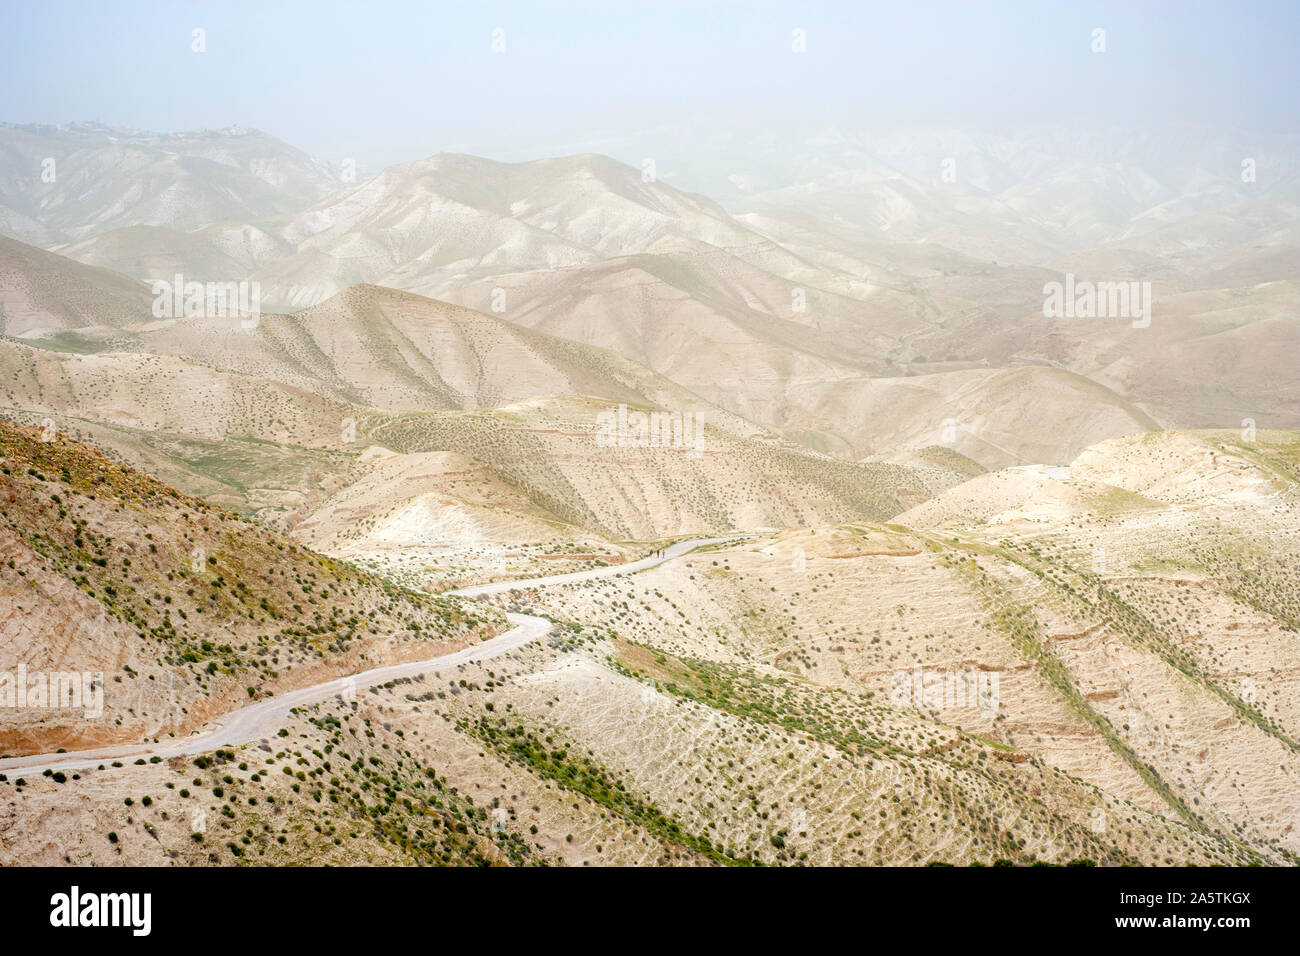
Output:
0 537 734 775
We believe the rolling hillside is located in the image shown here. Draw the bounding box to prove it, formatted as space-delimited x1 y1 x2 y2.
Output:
0 419 503 756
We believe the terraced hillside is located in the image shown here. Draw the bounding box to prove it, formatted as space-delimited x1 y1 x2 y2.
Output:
0 601 1246 867
371 395 970 541
0 420 504 756
0 117 1295 870
0 336 369 516
2 423 1292 866
510 431 1300 862
289 443 636 592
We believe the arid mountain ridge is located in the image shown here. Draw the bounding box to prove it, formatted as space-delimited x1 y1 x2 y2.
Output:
0 121 1298 867
2 123 1295 478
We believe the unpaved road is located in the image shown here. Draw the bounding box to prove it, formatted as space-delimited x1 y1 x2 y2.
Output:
0 537 734 774
451 536 735 598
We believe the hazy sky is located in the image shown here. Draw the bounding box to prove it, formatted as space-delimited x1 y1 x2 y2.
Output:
2 0 1296 170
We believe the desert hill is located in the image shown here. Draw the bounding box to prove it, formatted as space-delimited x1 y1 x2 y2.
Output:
0 419 502 755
